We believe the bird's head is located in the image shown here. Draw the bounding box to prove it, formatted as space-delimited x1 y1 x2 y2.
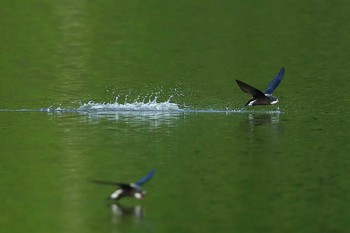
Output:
266 95 279 105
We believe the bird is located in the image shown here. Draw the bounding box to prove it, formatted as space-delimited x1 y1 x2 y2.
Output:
91 169 156 201
235 67 285 106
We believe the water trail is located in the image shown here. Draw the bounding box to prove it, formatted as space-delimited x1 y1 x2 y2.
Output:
77 96 181 112
0 93 283 114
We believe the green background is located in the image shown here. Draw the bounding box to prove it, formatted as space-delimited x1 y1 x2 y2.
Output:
1 1 350 233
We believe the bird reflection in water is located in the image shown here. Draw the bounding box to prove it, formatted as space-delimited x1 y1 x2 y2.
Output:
110 203 144 223
248 112 280 126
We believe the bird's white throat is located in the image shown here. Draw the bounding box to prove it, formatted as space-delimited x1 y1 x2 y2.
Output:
271 99 279 105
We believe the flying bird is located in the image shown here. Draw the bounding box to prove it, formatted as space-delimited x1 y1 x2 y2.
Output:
91 169 156 201
236 67 285 106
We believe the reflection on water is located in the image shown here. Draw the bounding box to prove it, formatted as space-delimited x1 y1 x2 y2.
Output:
110 203 143 224
81 111 183 130
53 0 91 87
248 113 280 126
243 112 281 136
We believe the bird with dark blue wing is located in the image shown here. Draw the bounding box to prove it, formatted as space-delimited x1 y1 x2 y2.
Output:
91 169 156 201
235 67 285 106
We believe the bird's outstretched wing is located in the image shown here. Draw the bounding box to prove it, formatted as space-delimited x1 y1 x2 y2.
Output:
135 169 156 186
235 79 266 98
90 179 128 187
264 67 285 94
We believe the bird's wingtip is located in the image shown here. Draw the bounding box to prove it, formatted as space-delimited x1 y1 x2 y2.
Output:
135 169 157 186
235 79 243 85
149 169 156 175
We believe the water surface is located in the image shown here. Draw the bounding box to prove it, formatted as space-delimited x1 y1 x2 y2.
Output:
1 1 350 233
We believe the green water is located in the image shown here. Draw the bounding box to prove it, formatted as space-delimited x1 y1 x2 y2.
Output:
1 1 350 233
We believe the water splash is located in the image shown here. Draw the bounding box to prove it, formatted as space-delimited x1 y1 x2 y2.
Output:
77 96 181 112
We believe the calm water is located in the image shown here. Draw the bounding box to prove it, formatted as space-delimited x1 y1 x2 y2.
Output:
1 1 350 233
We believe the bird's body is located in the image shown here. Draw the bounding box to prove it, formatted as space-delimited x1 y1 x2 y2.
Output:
109 183 144 200
91 169 156 201
236 67 285 106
